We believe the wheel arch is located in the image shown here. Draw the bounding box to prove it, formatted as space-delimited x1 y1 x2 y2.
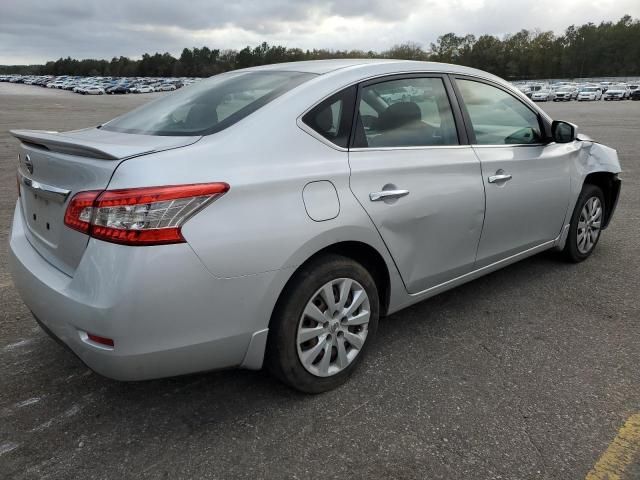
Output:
583 171 621 229
270 240 393 325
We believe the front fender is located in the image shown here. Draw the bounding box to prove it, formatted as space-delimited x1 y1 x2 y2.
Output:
556 140 622 250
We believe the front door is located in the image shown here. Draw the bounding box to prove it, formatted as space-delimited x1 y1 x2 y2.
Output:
454 78 572 267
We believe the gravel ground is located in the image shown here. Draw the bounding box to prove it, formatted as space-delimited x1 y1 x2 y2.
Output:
0 83 638 479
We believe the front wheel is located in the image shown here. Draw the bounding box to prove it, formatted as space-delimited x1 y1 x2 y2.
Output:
563 184 605 263
266 254 379 393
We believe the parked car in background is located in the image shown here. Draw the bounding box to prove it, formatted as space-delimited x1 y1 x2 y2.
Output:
8 60 622 393
134 85 155 93
1 75 200 94
83 86 105 95
106 85 130 94
554 87 577 101
521 83 545 98
577 86 602 101
631 89 640 101
603 84 630 100
531 89 555 102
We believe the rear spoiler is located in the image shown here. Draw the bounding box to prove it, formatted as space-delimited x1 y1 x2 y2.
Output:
10 129 130 160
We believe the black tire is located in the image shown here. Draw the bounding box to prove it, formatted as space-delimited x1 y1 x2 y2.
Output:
266 254 379 393
563 184 605 263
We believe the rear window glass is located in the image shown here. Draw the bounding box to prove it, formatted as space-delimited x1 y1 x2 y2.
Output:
102 71 316 136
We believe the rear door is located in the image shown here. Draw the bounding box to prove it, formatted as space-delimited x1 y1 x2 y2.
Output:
452 77 572 267
348 75 485 294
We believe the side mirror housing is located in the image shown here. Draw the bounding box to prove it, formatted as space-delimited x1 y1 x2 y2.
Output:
551 120 578 143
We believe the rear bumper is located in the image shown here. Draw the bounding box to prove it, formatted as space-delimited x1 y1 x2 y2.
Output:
8 202 277 381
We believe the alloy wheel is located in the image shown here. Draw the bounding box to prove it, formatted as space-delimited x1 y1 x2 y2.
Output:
577 196 602 254
296 278 370 377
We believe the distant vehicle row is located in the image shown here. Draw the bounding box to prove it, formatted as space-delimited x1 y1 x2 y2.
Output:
515 81 640 102
0 74 201 95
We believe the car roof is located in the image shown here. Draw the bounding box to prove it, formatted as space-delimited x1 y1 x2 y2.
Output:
238 58 502 81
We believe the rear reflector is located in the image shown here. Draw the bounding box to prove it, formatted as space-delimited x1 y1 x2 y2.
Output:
64 183 229 245
87 333 114 347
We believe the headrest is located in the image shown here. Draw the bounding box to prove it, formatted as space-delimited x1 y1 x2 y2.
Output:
185 104 218 128
377 102 421 131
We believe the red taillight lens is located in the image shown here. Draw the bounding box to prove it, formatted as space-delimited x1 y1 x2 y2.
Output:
64 191 101 234
87 333 114 347
64 183 229 245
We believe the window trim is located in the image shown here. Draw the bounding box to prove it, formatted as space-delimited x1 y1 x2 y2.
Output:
450 75 552 147
299 86 357 150
348 73 469 151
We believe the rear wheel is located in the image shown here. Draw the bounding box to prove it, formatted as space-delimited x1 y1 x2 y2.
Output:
563 184 605 262
266 254 379 393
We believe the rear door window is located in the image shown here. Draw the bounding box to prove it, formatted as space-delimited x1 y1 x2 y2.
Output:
352 77 459 148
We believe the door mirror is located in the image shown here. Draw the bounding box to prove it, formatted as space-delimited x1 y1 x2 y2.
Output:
551 120 577 143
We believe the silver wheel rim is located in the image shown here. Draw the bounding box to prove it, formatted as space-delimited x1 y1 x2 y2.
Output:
296 278 370 378
577 196 602 254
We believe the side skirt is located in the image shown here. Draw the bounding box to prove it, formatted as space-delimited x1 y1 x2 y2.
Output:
388 237 559 314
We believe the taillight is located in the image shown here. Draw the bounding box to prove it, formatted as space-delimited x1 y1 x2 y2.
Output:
64 190 101 234
64 183 229 246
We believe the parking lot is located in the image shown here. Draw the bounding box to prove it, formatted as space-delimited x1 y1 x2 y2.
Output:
0 82 638 479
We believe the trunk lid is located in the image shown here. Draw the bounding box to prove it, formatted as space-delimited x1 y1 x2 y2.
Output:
12 128 200 276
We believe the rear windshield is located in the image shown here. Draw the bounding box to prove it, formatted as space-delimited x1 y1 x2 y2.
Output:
102 71 316 136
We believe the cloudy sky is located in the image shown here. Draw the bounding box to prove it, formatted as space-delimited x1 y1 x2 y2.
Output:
2 0 639 64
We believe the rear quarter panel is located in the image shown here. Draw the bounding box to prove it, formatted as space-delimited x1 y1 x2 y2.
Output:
105 94 402 290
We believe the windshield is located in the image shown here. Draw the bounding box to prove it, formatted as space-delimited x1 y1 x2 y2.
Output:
102 71 316 136
583 87 599 92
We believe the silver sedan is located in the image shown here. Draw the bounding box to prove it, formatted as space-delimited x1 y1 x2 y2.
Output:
9 59 621 392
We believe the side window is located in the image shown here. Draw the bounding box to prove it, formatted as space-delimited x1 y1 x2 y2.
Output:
456 79 543 145
302 86 356 148
352 77 459 148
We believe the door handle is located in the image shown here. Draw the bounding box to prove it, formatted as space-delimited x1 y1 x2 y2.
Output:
369 189 410 201
487 174 513 184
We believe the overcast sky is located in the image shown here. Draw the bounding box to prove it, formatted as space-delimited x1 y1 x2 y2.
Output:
2 0 639 64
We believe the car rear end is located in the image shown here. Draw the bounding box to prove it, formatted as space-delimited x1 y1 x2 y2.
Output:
10 135 274 380
8 129 240 380
9 69 319 381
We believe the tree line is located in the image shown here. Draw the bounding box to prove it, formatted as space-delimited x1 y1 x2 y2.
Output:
2 15 638 80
